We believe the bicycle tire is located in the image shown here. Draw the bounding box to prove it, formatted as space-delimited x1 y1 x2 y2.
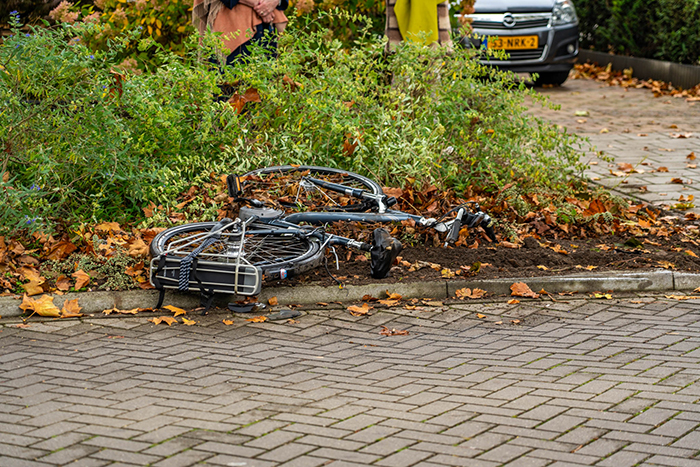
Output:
242 165 383 211
150 221 324 280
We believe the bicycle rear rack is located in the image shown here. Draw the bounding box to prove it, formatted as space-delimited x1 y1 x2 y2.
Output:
149 256 262 296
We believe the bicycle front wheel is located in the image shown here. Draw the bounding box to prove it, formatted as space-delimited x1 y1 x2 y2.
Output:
150 221 324 280
242 165 383 212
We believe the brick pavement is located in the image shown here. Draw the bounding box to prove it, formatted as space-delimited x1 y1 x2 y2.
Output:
1 296 699 466
529 78 700 213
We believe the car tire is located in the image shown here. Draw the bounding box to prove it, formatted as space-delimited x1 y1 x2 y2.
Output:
533 71 571 86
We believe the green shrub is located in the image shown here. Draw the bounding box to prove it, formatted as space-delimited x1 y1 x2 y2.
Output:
576 0 700 65
0 11 583 235
286 0 385 47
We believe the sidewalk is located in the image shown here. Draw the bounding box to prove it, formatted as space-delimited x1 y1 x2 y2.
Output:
529 78 700 213
1 296 699 466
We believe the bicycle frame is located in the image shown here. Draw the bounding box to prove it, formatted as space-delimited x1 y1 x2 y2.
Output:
255 174 497 243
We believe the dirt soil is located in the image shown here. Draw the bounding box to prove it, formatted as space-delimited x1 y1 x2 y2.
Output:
269 232 700 289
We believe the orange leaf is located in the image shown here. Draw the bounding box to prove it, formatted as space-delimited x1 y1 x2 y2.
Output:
385 290 402 300
60 298 82 318
72 270 90 290
222 319 234 325
19 294 61 317
617 162 635 173
348 303 372 316
23 279 45 296
440 268 455 278
510 282 540 298
127 238 148 258
268 296 279 306
103 307 140 315
149 316 177 326
243 87 261 103
469 288 487 299
657 166 669 172
378 299 400 307
476 313 486 319
507 299 520 304
56 275 71 292
45 240 77 261
685 250 698 258
163 305 187 316
181 317 196 326
246 316 268 323
95 222 121 233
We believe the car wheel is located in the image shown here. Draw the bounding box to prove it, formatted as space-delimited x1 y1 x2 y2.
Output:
533 71 571 86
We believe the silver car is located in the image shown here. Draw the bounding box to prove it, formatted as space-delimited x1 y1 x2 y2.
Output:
457 0 579 85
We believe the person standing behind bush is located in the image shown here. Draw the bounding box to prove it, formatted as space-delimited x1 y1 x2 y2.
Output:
192 0 288 66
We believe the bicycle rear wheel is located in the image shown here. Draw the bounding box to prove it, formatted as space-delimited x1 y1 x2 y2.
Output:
242 165 382 212
150 221 324 281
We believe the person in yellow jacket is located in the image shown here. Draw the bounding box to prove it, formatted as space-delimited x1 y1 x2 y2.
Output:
393 0 445 46
385 0 452 51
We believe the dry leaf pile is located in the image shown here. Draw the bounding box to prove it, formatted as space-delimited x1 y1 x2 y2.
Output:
572 62 700 101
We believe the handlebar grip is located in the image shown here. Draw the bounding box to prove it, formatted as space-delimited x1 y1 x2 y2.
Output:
445 220 461 245
482 217 497 243
444 208 465 246
385 196 398 207
359 242 372 252
227 174 243 198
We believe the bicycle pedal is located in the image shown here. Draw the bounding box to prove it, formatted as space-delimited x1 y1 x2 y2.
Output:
227 302 267 313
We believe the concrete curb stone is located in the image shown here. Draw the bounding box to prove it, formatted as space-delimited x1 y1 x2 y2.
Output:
2 270 699 318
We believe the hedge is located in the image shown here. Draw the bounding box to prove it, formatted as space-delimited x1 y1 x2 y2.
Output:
576 0 700 66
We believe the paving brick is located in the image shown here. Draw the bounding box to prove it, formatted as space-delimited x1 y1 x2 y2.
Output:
29 432 93 451
245 430 301 450
427 453 499 466
527 448 599 465
643 455 700 467
89 448 160 465
374 447 434 466
0 442 49 460
0 456 54 467
670 430 700 449
82 436 151 452
276 455 331 467
536 415 586 433
141 435 204 457
23 421 86 439
519 404 569 421
151 449 213 467
477 444 531 463
256 442 317 463
501 456 551 467
575 438 626 457
596 449 650 467
38 445 102 465
331 413 385 431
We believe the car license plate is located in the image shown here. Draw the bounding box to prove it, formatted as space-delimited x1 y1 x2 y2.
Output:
485 35 538 50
